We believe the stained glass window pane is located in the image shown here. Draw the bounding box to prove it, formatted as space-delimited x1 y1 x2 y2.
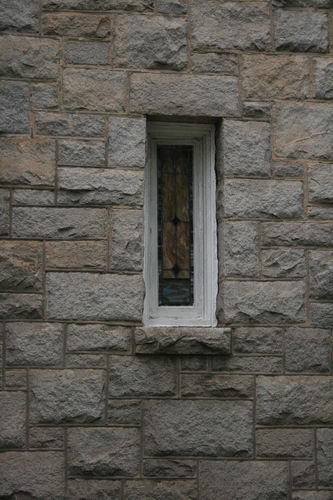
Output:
157 145 194 306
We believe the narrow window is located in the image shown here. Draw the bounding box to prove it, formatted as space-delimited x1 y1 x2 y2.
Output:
144 123 217 327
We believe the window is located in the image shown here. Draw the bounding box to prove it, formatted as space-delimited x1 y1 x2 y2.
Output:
143 122 217 326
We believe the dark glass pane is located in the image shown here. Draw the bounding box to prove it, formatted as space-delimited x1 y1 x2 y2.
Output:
157 145 193 306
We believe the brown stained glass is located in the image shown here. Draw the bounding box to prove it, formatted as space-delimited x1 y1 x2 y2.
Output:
157 145 193 306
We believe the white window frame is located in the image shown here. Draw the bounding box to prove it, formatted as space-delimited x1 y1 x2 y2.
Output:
143 122 217 327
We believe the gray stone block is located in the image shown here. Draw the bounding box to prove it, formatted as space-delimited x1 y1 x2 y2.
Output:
0 392 26 449
109 355 177 397
256 429 314 458
285 328 331 373
14 189 54 206
275 11 328 53
224 179 303 219
309 250 333 300
181 356 207 371
67 480 121 500
6 322 63 367
108 399 142 426
108 116 146 168
29 427 64 450
58 167 144 206
243 101 271 120
42 12 111 38
46 272 144 321
261 222 333 247
66 354 106 368
292 461 316 489
114 15 187 70
30 369 105 424
191 0 271 51
143 459 196 478
262 249 306 278
199 460 289 500
274 103 333 160
256 375 333 425
317 429 333 487
42 0 154 11
242 55 310 99
0 452 65 499
67 324 131 352
221 281 306 324
4 369 27 390
0 293 42 320
308 164 333 204
32 83 59 109
0 189 9 236
293 492 333 500
46 241 107 270
180 373 254 398
307 206 333 220
130 73 239 116
0 241 42 292
68 427 140 477
143 399 253 457
0 35 60 79
65 41 110 65
272 0 313 6
311 303 333 326
124 480 198 500
211 356 282 374
314 57 333 99
0 0 38 33
0 81 29 134
63 68 126 113
223 120 270 176
220 221 259 277
134 327 231 355
272 162 304 178
35 111 105 137
191 52 237 74
110 209 143 271
12 207 106 239
58 139 105 167
159 0 186 14
233 327 283 354
0 137 55 186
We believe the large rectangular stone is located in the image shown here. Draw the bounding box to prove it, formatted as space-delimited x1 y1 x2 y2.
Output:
292 461 316 490
191 0 271 51
308 164 333 204
0 137 55 186
0 392 26 449
12 207 107 239
0 189 9 236
242 55 309 99
58 139 105 167
262 249 306 278
180 374 253 398
314 57 333 99
273 103 333 160
46 272 144 321
0 293 42 320
67 324 131 353
311 303 333 326
67 480 121 500
233 327 283 354
211 355 282 374
30 369 105 424
0 81 29 134
29 427 64 450
256 429 314 458
143 399 253 457
63 68 126 112
222 281 306 324
0 241 42 292
58 167 144 206
285 327 331 373
261 222 333 247
124 480 198 500
0 35 60 79
142 459 196 478
275 11 328 52
110 209 143 271
317 429 333 487
42 0 154 11
108 399 141 426
35 111 105 137
130 73 239 116
224 179 303 219
42 12 111 38
46 241 107 270
309 250 333 300
14 189 54 206
0 0 39 33
108 116 146 168
220 222 259 278
68 427 140 477
65 41 110 65
256 376 333 425
191 52 237 74
32 83 59 109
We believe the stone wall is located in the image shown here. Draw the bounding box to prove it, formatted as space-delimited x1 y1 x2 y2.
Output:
0 0 333 498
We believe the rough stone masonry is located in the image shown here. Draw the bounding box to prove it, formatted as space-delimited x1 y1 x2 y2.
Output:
0 0 333 498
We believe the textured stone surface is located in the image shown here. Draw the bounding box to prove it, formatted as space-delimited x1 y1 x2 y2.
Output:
42 0 154 10
317 429 333 487
5 369 27 389
109 356 176 397
233 327 283 354
262 249 306 278
275 11 328 53
159 0 186 14
242 55 309 99
42 13 111 38
0 392 26 449
108 399 141 426
114 15 187 70
0 293 42 319
285 327 331 373
6 322 63 367
130 73 239 116
0 241 42 292
124 480 198 500
0 35 59 79
191 0 271 51
35 111 105 137
14 189 54 206
292 461 316 489
0 81 29 134
256 429 314 458
110 209 143 271
191 52 237 74
0 452 64 499
293 493 333 500
308 164 333 204
222 281 306 324
30 369 105 424
29 427 64 449
199 460 289 500
65 41 110 65
0 137 55 186
220 221 259 277
211 355 282 373
58 167 144 206
46 241 107 270
68 427 140 477
58 139 105 167
243 101 271 120
32 83 59 109
0 0 39 33
274 103 333 160
181 356 207 371
257 376 333 425
63 68 126 112
67 480 121 500
307 206 333 220
108 117 146 168
47 273 144 321
311 303 333 326
261 222 333 247
180 374 253 398
143 459 196 478
143 399 253 457
309 251 333 300
66 354 106 368
0 189 9 236
67 324 131 352
272 162 304 178
135 327 231 355
314 58 333 99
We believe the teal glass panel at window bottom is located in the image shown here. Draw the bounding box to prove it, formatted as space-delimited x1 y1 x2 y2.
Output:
161 280 191 306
